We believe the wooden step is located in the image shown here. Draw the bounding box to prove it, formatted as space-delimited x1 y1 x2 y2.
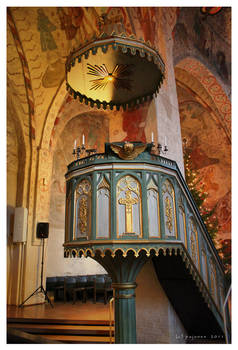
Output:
8 317 114 325
8 323 114 335
42 334 114 343
8 320 115 343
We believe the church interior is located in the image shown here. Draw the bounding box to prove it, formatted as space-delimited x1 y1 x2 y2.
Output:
6 6 231 344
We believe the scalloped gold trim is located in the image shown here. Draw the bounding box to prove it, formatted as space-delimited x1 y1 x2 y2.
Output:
85 248 94 257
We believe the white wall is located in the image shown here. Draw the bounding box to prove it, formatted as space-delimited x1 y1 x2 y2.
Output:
136 259 187 344
45 227 106 277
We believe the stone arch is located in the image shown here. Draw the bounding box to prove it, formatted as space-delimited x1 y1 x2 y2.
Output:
7 85 31 305
40 80 67 151
175 57 231 140
7 8 36 141
7 89 30 208
40 79 110 153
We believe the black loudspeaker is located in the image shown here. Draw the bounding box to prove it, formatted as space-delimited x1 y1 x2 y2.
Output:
37 222 49 239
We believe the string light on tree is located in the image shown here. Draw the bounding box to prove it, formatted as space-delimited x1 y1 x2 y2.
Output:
183 145 218 241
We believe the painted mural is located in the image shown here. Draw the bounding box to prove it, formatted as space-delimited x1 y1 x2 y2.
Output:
49 95 158 150
173 7 231 85
177 85 231 243
50 112 110 229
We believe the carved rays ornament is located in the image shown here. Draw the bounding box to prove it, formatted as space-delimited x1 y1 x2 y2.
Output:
76 180 91 235
79 196 88 234
162 180 174 234
87 63 134 91
165 197 173 233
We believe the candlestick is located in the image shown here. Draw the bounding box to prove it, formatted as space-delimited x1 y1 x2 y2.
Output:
72 138 97 160
152 138 168 156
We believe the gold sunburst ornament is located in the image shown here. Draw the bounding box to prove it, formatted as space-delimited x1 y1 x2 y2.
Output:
66 33 165 110
87 63 133 91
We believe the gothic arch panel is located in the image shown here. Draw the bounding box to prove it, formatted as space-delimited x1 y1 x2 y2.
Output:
147 177 160 238
96 176 110 238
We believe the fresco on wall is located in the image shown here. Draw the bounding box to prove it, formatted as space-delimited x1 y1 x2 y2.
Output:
178 85 231 241
46 112 109 276
33 6 161 90
173 7 231 84
50 112 109 229
52 95 158 150
55 6 158 48
37 8 57 52
121 103 149 143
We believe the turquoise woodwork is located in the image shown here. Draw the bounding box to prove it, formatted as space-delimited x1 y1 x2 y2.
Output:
95 250 149 343
64 142 228 343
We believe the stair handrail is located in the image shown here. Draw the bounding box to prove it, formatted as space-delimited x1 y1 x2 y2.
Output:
109 296 114 344
223 284 231 344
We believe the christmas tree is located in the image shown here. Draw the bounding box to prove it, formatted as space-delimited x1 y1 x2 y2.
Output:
184 145 231 281
184 150 218 241
217 239 231 282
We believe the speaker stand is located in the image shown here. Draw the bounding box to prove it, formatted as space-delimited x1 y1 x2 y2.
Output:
19 238 53 308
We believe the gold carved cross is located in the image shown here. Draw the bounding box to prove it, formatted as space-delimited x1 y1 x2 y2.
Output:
119 190 139 233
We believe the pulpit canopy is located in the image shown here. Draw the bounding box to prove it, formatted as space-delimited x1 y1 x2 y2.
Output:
65 34 165 110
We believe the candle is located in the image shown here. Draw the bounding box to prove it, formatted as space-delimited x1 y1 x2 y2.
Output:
164 136 167 146
74 139 77 149
82 134 85 145
151 132 154 143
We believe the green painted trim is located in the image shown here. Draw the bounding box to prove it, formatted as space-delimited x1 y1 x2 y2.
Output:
158 173 166 239
111 170 117 239
196 226 203 275
91 172 97 240
174 183 182 241
141 172 149 239
70 178 77 242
